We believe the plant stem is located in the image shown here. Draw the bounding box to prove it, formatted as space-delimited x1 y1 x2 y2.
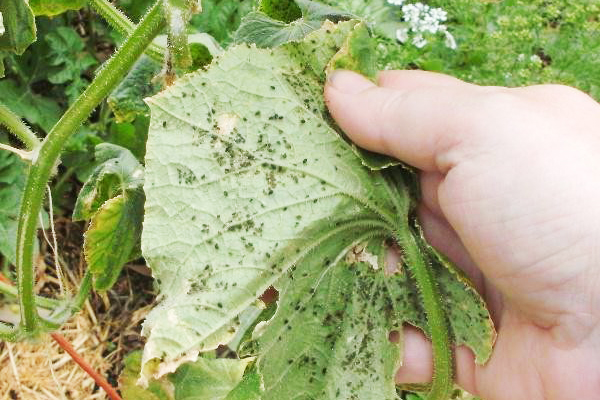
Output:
0 103 40 150
0 322 17 341
394 227 453 400
0 280 61 309
15 1 165 337
89 0 165 63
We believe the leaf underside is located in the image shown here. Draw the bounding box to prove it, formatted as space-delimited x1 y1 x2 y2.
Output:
142 18 494 398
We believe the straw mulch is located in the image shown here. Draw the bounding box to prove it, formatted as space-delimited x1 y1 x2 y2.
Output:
0 301 111 400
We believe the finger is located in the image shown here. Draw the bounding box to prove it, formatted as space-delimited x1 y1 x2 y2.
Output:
420 171 445 219
324 70 502 172
395 326 479 396
377 70 463 91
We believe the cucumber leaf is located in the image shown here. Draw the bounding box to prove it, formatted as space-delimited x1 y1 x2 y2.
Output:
141 18 495 397
29 0 87 16
0 0 36 55
234 0 355 47
74 144 145 291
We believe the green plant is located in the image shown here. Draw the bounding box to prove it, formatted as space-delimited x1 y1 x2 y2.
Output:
0 0 598 399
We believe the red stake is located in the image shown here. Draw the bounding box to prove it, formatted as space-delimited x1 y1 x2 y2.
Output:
51 333 123 400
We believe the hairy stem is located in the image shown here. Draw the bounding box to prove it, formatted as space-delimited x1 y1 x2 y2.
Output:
0 280 61 309
15 1 165 337
89 0 165 63
0 103 40 150
394 227 453 400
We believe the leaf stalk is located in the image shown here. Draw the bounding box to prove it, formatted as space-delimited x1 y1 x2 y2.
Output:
0 103 40 151
394 227 454 400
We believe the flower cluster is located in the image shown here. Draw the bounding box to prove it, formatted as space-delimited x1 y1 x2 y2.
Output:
387 1 457 50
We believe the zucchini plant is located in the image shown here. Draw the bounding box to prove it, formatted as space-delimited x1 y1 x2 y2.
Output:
0 0 500 399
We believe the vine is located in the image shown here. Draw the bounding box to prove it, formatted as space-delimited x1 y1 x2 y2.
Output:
6 0 165 339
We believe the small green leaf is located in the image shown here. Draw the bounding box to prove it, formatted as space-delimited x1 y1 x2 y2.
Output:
29 0 87 16
73 143 144 221
190 0 258 46
168 357 255 400
0 0 36 55
224 366 262 400
258 0 302 23
108 56 163 123
45 26 98 103
234 0 354 47
84 190 144 291
120 351 173 400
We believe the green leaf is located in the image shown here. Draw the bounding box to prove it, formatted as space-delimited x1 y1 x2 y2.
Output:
224 366 262 400
74 144 145 290
190 0 258 46
45 26 98 103
234 0 355 47
108 56 163 123
0 80 61 133
73 143 144 221
0 0 36 55
84 190 144 291
120 351 173 400
29 0 87 16
141 18 495 396
168 357 255 400
258 0 302 23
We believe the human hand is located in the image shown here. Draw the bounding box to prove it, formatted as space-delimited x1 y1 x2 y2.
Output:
324 70 600 400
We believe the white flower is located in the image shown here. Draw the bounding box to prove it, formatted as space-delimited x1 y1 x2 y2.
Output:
396 27 409 43
517 53 526 62
444 30 457 50
396 2 456 50
530 54 542 64
387 0 405 5
412 34 427 48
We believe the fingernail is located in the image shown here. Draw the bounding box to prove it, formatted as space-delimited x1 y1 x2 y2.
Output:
326 70 375 94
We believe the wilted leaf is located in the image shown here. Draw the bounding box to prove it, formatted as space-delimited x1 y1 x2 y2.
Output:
0 0 36 55
29 0 87 16
73 143 144 221
74 144 145 291
84 191 144 291
141 18 494 397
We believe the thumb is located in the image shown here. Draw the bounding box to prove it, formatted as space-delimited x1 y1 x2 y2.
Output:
324 70 492 172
